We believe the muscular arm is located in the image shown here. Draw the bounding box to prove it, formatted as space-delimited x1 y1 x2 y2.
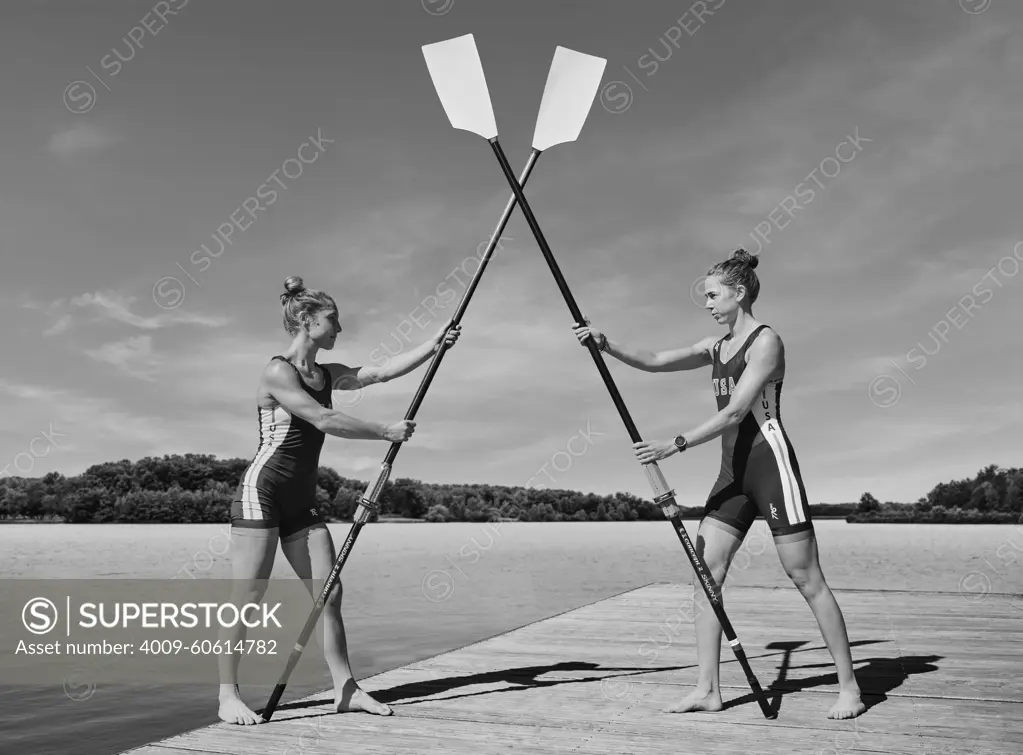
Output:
264 361 388 440
605 335 717 372
323 340 437 391
324 323 456 390
677 329 784 449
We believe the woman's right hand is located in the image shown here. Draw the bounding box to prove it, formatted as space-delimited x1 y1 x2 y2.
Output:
571 317 604 348
384 420 416 442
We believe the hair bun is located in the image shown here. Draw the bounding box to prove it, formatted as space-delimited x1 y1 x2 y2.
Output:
731 248 759 269
280 275 305 305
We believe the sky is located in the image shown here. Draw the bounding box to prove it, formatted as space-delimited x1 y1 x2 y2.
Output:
0 0 1020 506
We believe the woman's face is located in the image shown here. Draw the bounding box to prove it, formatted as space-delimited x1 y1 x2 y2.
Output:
703 276 740 324
305 307 342 348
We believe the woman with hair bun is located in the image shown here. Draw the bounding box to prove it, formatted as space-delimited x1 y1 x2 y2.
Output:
571 249 863 720
218 275 460 725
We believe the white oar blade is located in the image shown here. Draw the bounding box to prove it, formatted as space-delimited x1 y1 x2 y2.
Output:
532 46 607 152
422 34 498 140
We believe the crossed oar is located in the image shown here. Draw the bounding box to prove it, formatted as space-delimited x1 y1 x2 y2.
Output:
263 32 772 723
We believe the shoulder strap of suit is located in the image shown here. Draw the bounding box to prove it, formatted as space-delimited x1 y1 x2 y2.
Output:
271 355 302 379
740 325 770 356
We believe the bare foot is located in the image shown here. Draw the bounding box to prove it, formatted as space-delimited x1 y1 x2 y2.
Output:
664 687 723 713
335 680 392 716
827 689 866 719
218 691 262 725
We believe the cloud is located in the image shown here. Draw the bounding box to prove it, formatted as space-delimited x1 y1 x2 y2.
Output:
30 290 230 335
0 378 263 478
47 124 120 157
83 335 163 382
0 379 173 463
42 314 72 336
333 456 380 473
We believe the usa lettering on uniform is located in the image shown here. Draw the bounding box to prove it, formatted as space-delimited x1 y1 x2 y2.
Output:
712 377 737 396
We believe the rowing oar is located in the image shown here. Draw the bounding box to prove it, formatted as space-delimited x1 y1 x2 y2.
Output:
423 35 775 720
260 34 606 723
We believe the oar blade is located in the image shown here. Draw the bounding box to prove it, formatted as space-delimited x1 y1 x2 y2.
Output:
532 46 607 151
422 34 498 140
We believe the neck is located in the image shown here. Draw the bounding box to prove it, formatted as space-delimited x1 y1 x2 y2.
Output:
285 335 318 369
728 308 757 338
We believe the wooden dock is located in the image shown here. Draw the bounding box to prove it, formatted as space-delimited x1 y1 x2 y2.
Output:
122 582 1022 754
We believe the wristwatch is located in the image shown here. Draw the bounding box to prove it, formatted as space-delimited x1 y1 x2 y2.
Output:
673 434 688 452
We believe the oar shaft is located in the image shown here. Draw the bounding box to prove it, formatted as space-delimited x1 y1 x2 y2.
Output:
486 137 774 719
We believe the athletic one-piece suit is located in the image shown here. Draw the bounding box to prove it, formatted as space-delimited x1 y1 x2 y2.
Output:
230 356 329 539
703 325 814 541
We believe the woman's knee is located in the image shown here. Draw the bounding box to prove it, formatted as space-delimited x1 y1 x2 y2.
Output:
322 580 344 610
697 522 741 580
229 525 278 580
786 563 825 597
700 552 729 585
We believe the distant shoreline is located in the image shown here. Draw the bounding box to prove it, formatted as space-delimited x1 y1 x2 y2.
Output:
2 456 1019 525
2 515 1019 525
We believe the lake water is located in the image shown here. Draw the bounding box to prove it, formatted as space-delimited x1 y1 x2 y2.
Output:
2 521 1021 755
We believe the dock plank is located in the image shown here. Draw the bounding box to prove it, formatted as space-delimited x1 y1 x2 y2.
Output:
120 583 1022 755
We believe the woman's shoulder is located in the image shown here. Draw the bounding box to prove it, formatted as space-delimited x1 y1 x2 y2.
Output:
754 323 781 343
261 356 305 388
264 355 293 372
746 325 784 362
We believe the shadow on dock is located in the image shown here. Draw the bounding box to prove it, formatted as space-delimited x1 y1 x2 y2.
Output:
266 660 687 718
265 638 939 721
729 639 941 716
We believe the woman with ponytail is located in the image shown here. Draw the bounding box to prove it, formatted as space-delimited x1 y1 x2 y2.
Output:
572 249 864 720
218 276 460 725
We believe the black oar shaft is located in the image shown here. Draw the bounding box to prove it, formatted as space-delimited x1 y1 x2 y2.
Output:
486 137 775 720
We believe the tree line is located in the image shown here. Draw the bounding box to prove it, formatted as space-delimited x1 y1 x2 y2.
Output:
0 455 1018 524
848 464 1023 524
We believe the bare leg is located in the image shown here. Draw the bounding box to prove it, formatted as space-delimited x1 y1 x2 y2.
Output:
666 519 744 713
775 532 865 719
218 526 278 725
281 524 392 715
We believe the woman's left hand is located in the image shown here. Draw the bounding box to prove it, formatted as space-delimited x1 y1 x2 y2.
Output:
632 439 677 463
434 319 461 349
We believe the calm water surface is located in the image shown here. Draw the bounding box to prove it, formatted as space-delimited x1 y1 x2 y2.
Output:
1 521 1020 755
